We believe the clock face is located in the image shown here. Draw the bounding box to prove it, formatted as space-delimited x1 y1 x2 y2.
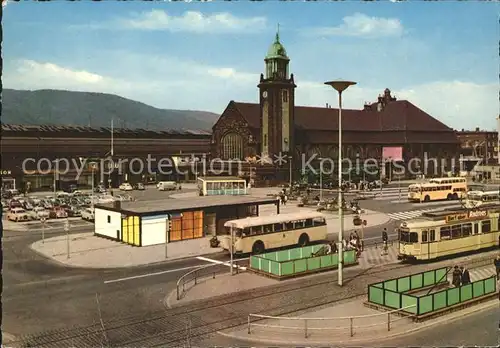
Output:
262 91 268 98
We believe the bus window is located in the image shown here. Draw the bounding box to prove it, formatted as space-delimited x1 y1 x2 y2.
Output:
440 226 451 240
410 232 418 243
274 223 283 232
462 223 472 237
451 225 462 239
263 224 273 233
235 229 243 238
305 219 313 227
422 230 428 243
251 225 262 235
313 217 325 226
481 220 491 233
243 228 250 236
430 229 436 241
285 221 294 230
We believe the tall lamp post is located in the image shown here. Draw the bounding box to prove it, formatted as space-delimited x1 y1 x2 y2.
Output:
318 157 324 201
325 80 357 287
89 162 97 210
288 155 293 192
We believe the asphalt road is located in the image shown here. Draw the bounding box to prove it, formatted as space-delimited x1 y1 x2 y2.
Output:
203 303 499 347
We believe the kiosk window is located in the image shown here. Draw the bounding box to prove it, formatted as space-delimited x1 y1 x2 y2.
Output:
481 220 491 233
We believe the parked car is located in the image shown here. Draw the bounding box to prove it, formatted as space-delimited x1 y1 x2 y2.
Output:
50 207 68 219
157 181 177 191
29 207 50 220
9 199 23 209
81 208 95 221
119 183 133 191
134 183 145 190
65 206 82 217
8 208 30 222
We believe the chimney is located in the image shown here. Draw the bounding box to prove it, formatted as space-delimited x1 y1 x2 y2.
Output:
113 200 121 210
326 103 329 108
475 127 480 132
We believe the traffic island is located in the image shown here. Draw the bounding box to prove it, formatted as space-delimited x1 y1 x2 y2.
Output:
366 266 498 321
249 245 358 280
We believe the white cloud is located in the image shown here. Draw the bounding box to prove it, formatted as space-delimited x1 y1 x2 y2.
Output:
310 13 404 38
115 9 267 33
4 58 497 130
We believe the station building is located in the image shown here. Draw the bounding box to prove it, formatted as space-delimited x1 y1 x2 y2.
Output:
93 196 279 247
210 32 461 183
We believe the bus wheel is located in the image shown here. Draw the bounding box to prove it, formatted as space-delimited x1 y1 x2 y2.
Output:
298 234 310 247
447 194 453 200
252 241 265 255
452 193 458 199
424 195 430 202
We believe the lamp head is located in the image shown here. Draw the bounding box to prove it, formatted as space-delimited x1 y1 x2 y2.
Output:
324 80 357 93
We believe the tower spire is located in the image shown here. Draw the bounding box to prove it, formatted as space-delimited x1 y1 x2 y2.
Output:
276 23 280 42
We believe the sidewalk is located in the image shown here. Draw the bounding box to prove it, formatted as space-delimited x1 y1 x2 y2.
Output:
219 296 497 345
30 233 223 268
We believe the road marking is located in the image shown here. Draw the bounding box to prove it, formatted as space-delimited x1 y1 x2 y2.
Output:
103 265 203 284
196 256 248 270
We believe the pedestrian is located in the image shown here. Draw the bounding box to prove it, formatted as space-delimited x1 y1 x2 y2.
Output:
283 194 288 206
452 265 462 287
331 241 338 254
381 228 389 256
461 266 471 285
494 255 500 280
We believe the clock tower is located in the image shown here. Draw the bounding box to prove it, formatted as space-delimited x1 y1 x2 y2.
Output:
258 29 296 161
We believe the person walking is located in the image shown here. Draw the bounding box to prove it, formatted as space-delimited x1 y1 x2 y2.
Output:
460 266 471 285
494 255 500 280
381 228 389 256
452 265 462 287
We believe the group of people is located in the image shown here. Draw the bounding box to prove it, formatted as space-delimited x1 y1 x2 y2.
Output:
495 255 500 280
451 265 471 287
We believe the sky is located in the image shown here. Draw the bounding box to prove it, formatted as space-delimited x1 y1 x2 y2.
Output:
3 1 499 130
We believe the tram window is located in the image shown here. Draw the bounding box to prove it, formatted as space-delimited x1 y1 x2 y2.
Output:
399 231 410 242
462 223 472 237
274 223 283 232
451 225 462 239
422 231 428 243
481 220 491 233
409 232 418 243
440 226 451 240
430 230 436 241
497 219 500 231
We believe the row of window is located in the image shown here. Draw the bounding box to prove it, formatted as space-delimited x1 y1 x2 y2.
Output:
234 217 326 237
400 219 496 243
206 182 246 190
468 194 500 202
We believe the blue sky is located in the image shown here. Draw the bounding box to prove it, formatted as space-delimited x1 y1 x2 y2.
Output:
3 1 498 130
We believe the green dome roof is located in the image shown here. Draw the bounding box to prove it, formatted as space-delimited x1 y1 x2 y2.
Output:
266 32 288 60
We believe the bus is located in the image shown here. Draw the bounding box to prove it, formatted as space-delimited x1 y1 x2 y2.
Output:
397 206 500 261
219 211 328 254
407 177 467 203
465 190 500 209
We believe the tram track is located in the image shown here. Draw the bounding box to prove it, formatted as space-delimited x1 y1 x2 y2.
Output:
16 262 413 347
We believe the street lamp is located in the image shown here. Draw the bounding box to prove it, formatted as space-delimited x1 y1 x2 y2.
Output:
317 157 324 201
288 155 293 192
325 79 357 287
89 162 97 209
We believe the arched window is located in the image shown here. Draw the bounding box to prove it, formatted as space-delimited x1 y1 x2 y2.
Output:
221 133 244 160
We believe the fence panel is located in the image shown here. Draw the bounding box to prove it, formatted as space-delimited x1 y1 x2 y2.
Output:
410 273 423 290
281 261 294 276
320 255 333 268
397 276 411 293
432 290 447 311
290 248 301 260
417 295 433 315
473 281 484 298
331 253 339 265
250 256 260 270
401 294 417 314
460 284 473 302
435 268 447 282
294 259 307 273
384 279 397 292
277 250 289 262
446 287 460 306
368 286 384 305
344 250 356 264
384 290 400 309
484 277 496 294
261 259 270 273
271 260 280 275
423 271 435 287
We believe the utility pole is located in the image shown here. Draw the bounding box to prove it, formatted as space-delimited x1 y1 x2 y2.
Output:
230 223 234 275
65 219 70 259
165 216 170 259
41 217 46 243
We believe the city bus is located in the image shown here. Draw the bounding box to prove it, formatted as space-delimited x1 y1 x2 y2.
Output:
407 177 467 203
465 190 500 209
219 211 328 254
397 206 500 261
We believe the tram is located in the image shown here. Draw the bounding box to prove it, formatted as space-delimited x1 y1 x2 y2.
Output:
464 190 500 209
397 205 500 261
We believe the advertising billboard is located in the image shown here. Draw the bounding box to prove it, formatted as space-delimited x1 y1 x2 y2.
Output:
382 146 403 161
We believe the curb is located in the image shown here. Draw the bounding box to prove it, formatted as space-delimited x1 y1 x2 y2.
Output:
216 299 498 345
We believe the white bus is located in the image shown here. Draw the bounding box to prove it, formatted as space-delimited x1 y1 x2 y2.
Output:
408 177 467 203
220 211 328 254
465 190 500 209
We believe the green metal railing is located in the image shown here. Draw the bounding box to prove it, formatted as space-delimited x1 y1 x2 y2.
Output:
250 245 357 277
368 266 497 315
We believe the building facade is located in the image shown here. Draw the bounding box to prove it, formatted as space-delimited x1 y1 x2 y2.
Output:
456 127 498 168
1 124 211 191
211 32 461 183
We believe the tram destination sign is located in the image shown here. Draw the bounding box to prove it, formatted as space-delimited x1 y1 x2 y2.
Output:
445 210 487 223
468 210 488 219
445 213 468 223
